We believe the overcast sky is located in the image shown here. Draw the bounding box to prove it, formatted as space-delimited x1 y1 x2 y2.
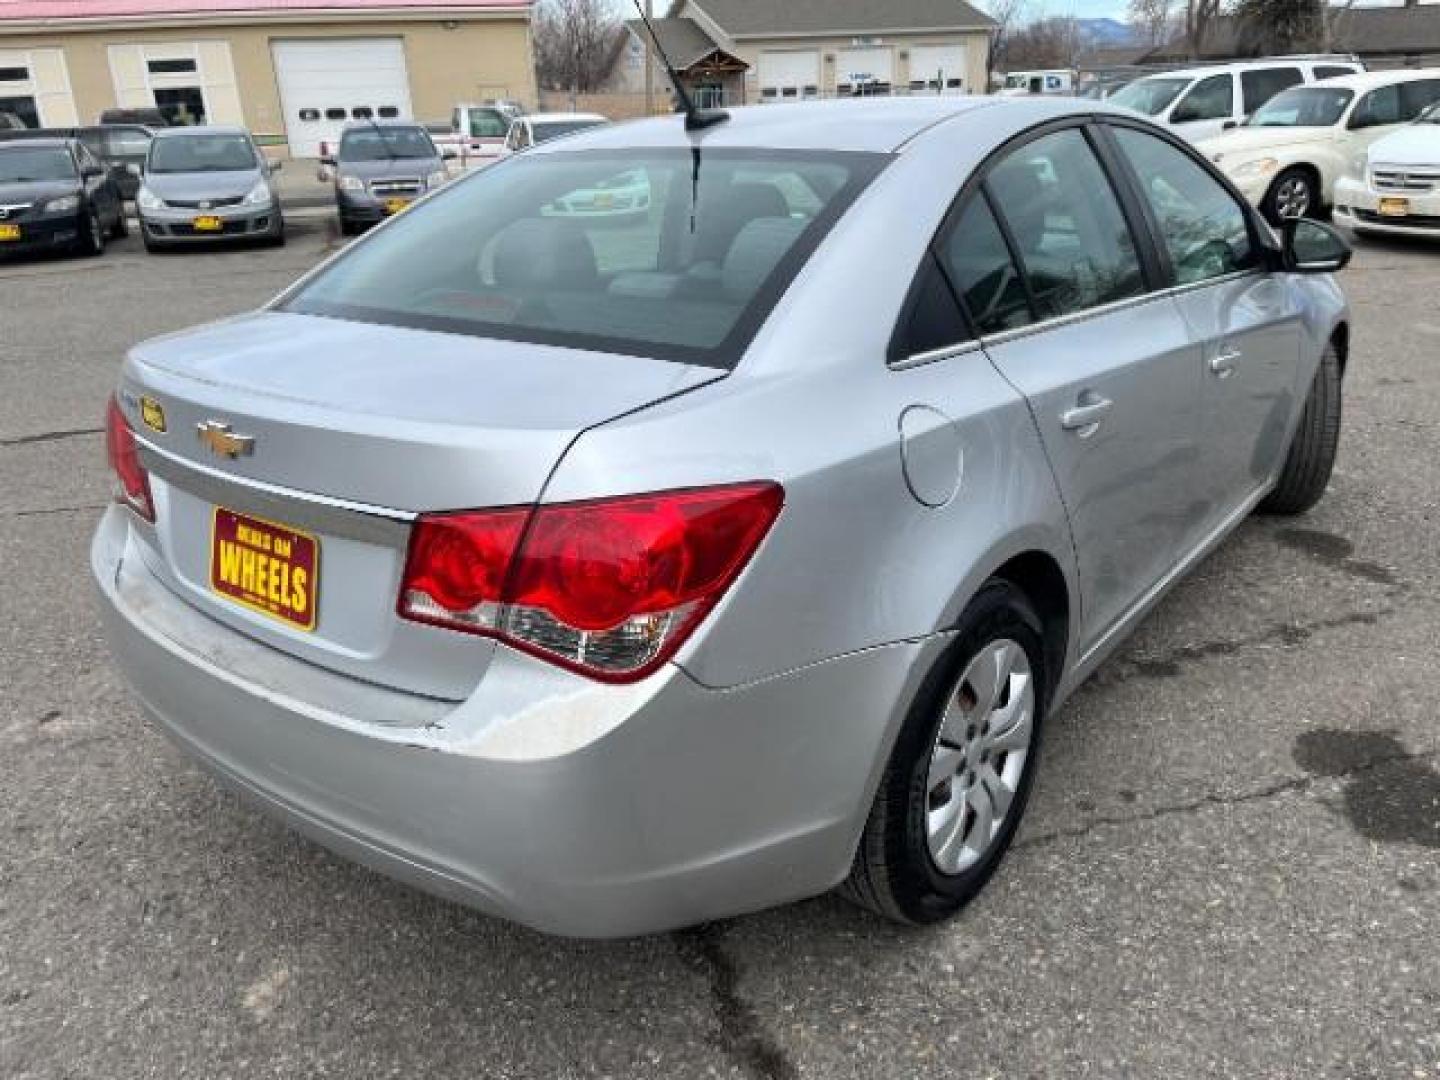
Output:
976 0 1134 25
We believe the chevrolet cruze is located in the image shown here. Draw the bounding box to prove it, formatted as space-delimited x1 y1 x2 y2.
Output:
94 98 1352 937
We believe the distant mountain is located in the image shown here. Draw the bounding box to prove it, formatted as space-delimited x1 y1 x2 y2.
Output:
1075 18 1142 46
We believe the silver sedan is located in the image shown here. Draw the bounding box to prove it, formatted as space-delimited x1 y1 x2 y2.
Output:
93 97 1351 937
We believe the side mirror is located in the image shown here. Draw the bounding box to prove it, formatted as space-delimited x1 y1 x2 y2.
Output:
267 159 283 174
1282 217 1352 274
1222 119 1239 131
442 147 458 160
319 154 336 168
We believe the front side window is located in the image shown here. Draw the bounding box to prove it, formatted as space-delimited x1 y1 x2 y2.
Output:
938 194 1033 336
147 133 256 173
467 108 509 138
1112 127 1254 286
1111 77 1191 117
284 149 886 366
1241 68 1304 115
0 147 76 182
1249 86 1354 128
1399 79 1440 121
1172 74 1234 123
338 127 436 161
986 129 1145 321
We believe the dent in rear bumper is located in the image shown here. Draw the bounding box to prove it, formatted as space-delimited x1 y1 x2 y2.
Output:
91 507 938 937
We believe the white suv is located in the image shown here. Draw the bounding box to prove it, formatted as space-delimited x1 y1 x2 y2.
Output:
1111 58 1363 143
1334 100 1440 239
1198 69 1440 224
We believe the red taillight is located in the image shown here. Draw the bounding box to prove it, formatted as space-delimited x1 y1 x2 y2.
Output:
398 483 783 682
105 397 154 522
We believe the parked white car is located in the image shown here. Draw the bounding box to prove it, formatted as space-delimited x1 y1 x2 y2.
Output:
1198 69 1440 223
1334 100 1440 239
448 102 524 166
501 113 609 156
1111 58 1363 143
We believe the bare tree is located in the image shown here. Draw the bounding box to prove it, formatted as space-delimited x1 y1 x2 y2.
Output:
1003 17 1082 70
986 0 1029 80
1129 0 1180 47
1184 0 1228 58
532 0 624 96
1235 0 1323 55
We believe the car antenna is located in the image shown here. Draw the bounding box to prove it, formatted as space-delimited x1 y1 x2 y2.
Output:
631 0 729 132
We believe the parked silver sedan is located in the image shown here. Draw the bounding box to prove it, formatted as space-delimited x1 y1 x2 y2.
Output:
94 97 1351 937
136 126 284 251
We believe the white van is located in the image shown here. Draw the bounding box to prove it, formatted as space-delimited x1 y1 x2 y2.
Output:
999 70 1075 97
1111 58 1364 141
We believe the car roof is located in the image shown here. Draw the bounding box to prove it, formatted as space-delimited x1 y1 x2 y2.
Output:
151 124 250 138
530 97 1103 156
1299 67 1440 91
1133 59 1359 81
0 136 72 150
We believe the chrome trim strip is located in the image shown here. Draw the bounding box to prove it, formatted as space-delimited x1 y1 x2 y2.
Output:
136 436 415 547
889 339 984 371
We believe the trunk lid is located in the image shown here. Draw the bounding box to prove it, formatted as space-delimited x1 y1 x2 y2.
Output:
120 311 723 700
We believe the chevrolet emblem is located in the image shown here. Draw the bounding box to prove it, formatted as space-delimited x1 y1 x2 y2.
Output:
196 420 255 459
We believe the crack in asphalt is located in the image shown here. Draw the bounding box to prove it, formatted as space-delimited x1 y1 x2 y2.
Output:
673 923 798 1080
1016 744 1440 852
0 426 103 448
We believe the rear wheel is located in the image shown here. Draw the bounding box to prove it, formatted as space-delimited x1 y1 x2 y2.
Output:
1259 342 1342 515
78 209 105 256
1265 167 1318 225
110 208 129 240
842 580 1048 925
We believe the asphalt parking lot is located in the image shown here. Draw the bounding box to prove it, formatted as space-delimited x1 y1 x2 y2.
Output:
3 220 1439 1079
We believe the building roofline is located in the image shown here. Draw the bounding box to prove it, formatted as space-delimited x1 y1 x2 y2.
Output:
0 3 530 35
726 25 997 42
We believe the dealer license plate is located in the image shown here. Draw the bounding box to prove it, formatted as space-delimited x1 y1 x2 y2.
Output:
1378 197 1410 218
0 223 20 242
210 507 319 631
193 215 224 232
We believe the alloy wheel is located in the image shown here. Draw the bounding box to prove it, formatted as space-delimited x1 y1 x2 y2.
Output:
924 639 1035 875
1274 175 1312 219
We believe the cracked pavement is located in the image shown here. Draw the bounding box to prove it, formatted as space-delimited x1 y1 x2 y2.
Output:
3 223 1440 1079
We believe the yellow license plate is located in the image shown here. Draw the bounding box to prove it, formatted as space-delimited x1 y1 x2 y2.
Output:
384 197 411 215
210 507 320 632
0 223 20 242
193 215 223 232
1378 197 1410 218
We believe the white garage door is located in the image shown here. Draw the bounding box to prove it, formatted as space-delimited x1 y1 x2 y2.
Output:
837 47 894 93
758 50 820 102
272 38 412 158
910 45 968 92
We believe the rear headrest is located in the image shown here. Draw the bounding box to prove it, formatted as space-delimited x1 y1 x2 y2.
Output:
694 182 791 263
722 217 807 301
492 218 598 290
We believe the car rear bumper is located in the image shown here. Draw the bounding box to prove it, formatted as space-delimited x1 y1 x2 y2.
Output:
1334 176 1440 237
92 506 935 937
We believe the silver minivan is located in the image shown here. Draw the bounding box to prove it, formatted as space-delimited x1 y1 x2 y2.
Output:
94 98 1351 937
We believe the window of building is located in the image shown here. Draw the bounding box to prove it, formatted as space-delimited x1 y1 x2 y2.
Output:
0 67 30 82
147 58 198 74
352 106 374 119
0 95 39 128
324 107 347 120
378 106 400 118
299 108 320 121
153 86 207 125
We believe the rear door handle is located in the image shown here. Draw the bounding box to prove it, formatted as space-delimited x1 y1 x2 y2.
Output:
1060 395 1113 435
1211 345 1243 378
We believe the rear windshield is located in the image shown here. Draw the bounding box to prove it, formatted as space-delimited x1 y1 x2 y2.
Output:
149 133 256 173
340 127 436 161
465 108 511 138
1249 86 1354 127
1112 77 1192 116
0 146 74 182
283 148 887 368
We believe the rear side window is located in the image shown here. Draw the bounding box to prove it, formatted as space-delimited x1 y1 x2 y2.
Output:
1241 68 1304 114
1172 74 1234 123
1400 79 1440 120
893 253 970 357
985 129 1145 321
1314 65 1356 81
1351 84 1402 129
938 194 1033 336
284 149 887 367
1112 127 1254 286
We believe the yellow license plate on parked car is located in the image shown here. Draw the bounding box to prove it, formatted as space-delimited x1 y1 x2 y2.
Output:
384 198 411 215
0 223 20 242
1378 197 1410 218
193 215 223 232
209 507 319 632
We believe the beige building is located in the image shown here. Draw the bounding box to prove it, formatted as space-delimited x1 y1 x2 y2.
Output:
0 0 536 156
620 0 996 109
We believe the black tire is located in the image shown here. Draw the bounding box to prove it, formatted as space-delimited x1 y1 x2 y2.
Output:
1259 342 1342 515
338 217 358 237
142 233 165 254
78 210 105 257
110 209 129 240
1264 167 1319 226
841 580 1049 925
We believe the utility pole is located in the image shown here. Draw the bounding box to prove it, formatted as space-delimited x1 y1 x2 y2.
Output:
644 0 655 115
